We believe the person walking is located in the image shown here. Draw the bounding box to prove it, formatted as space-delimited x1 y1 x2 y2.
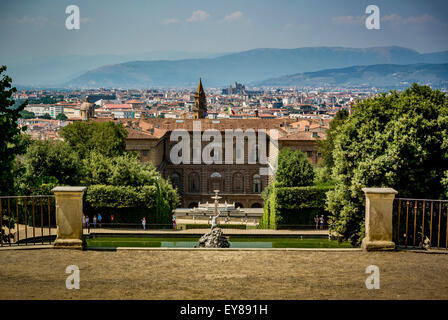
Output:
314 215 319 230
86 216 90 229
93 215 97 228
319 215 324 230
142 217 146 230
172 215 177 230
82 214 86 228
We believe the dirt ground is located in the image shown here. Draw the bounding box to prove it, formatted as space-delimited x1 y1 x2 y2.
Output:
0 249 447 300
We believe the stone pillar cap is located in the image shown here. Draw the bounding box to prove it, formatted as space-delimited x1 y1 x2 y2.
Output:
362 187 398 194
52 186 87 193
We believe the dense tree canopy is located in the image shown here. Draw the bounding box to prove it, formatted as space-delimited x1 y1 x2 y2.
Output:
83 151 180 215
319 109 349 170
39 113 51 120
327 84 448 245
60 121 128 158
275 148 315 187
55 113 68 121
0 66 27 196
19 110 35 119
18 140 82 194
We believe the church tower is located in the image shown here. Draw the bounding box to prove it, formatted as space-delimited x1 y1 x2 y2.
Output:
193 78 207 119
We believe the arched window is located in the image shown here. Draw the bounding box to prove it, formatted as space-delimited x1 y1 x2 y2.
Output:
209 172 222 192
251 202 262 208
232 172 243 193
188 172 200 193
170 172 181 190
253 174 261 193
210 172 222 178
188 202 198 208
235 202 244 209
249 144 259 163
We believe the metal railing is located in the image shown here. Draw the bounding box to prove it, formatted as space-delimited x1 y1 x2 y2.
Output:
0 195 56 246
393 198 448 250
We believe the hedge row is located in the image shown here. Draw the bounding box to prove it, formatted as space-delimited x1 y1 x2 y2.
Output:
84 184 172 224
259 186 334 229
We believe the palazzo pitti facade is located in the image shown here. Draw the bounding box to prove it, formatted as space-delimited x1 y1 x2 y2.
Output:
96 81 329 208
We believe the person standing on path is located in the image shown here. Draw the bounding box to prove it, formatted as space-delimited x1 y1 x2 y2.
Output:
97 213 102 228
93 215 97 228
314 215 319 230
319 215 324 230
142 217 146 230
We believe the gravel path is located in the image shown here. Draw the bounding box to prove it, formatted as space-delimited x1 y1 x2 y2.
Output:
0 249 447 300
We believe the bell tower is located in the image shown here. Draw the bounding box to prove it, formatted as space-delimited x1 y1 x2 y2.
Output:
193 78 207 119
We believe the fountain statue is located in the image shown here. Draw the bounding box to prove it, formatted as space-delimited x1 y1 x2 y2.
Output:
198 190 230 248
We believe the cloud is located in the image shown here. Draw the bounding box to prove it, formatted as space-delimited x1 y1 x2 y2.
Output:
80 17 93 25
187 10 210 22
332 15 364 26
332 13 443 27
223 11 243 23
382 13 441 25
1 16 52 26
163 18 180 25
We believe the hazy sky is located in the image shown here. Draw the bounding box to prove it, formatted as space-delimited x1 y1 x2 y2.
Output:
1 0 448 61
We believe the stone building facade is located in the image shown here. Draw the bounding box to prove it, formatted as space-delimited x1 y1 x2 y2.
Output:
120 81 328 208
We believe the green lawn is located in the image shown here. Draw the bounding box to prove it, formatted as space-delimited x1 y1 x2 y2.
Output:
86 237 354 248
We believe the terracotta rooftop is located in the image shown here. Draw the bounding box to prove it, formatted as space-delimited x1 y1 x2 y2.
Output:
279 131 326 141
92 118 329 142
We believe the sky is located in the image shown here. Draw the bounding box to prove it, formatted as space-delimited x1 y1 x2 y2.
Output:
1 0 448 62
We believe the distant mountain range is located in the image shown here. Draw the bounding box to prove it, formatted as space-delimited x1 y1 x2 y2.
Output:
5 46 448 89
63 46 448 89
255 63 448 89
5 51 229 88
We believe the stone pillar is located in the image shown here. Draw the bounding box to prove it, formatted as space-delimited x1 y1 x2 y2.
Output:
52 186 87 249
361 188 397 251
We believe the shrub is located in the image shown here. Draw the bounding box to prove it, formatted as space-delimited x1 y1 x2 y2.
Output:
275 148 315 187
260 185 333 229
327 84 448 245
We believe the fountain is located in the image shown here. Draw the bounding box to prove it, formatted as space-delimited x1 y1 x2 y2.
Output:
198 190 230 248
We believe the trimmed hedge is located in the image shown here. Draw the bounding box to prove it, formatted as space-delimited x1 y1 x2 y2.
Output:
260 185 334 229
84 184 172 224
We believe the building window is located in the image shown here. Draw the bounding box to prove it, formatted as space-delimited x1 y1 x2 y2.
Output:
249 144 259 164
253 174 261 193
210 172 222 178
171 172 180 190
213 149 221 163
306 151 313 158
235 202 244 209
142 150 148 156
188 172 200 193
210 172 222 192
232 172 243 193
